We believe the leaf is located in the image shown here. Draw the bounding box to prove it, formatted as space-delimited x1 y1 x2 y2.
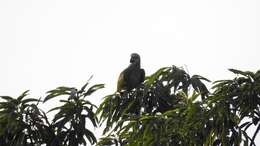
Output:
251 124 260 146
54 117 71 131
82 100 97 108
78 75 93 94
228 69 254 77
44 93 63 103
163 109 179 116
52 103 75 122
17 90 30 102
21 98 40 105
145 67 170 86
189 91 200 102
192 75 211 82
44 87 73 102
14 132 25 146
97 137 115 145
47 106 62 113
0 96 14 101
84 128 97 144
84 106 97 127
56 86 75 91
59 100 70 103
140 115 155 121
84 84 105 97
240 122 250 129
96 94 114 116
0 102 14 110
244 123 253 131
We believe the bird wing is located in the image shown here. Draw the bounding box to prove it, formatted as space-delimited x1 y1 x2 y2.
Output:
117 71 125 92
140 68 145 83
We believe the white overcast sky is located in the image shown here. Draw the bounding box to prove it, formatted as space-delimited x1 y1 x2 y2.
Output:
0 0 259 144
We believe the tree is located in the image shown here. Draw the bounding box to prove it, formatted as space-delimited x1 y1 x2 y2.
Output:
0 66 259 146
209 69 260 146
0 90 46 146
97 66 260 146
97 66 211 146
0 79 104 146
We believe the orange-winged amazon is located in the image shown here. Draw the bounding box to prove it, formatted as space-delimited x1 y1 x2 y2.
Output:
117 53 145 92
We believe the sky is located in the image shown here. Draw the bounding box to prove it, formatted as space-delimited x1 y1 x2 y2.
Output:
0 0 259 144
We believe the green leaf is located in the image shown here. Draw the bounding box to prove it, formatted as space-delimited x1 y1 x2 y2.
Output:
240 122 250 129
251 124 260 146
84 128 97 144
189 91 200 102
0 96 14 101
192 75 211 82
145 67 170 86
21 98 40 105
84 106 97 127
163 109 179 116
228 69 254 77
59 99 70 103
140 115 155 121
84 84 105 97
44 87 73 102
14 132 25 146
82 100 97 108
97 137 115 145
78 75 93 94
17 90 30 102
47 106 62 113
96 94 114 116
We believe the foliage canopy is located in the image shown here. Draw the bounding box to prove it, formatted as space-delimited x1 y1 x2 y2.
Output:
0 66 259 146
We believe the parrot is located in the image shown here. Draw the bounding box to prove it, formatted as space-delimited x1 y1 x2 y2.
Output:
117 53 145 92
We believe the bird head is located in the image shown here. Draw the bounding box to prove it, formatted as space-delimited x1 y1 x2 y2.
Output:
130 53 141 65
